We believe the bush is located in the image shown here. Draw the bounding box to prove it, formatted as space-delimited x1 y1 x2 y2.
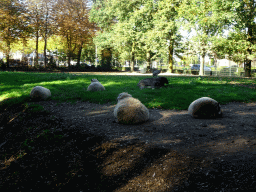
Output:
112 66 122 71
0 59 6 70
48 57 57 69
90 65 96 70
80 63 91 70
69 65 77 70
122 67 131 71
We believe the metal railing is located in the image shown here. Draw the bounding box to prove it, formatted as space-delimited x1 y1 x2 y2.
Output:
180 67 246 77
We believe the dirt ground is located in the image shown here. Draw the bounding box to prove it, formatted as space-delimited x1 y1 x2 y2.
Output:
25 99 256 191
34 100 256 158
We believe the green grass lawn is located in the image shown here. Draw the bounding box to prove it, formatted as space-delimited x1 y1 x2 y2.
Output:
1 71 256 111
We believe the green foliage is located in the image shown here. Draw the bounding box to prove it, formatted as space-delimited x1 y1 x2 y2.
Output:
47 35 66 53
48 56 57 69
211 32 256 65
81 43 96 63
90 0 184 70
0 0 254 77
178 0 234 75
0 0 30 52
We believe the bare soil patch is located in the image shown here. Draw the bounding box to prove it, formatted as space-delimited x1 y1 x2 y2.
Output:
1 99 255 191
33 100 256 158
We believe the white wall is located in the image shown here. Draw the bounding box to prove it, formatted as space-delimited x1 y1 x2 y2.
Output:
12 51 23 60
217 59 237 67
0 52 4 60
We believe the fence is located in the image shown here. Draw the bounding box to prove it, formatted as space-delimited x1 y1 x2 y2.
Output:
9 59 28 67
146 60 250 77
166 65 248 77
182 67 247 77
119 61 247 77
204 68 245 77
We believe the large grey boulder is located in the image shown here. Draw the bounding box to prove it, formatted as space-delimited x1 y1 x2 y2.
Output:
188 97 222 118
114 92 149 124
30 86 51 100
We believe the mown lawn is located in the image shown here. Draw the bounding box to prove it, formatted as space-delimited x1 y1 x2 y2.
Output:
1 71 256 111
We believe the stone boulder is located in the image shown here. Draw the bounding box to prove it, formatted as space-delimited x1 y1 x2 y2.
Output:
114 92 149 124
188 97 222 118
30 86 51 100
87 79 105 92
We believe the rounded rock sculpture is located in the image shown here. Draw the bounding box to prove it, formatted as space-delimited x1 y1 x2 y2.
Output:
188 97 222 118
87 79 105 92
114 92 149 124
30 86 51 100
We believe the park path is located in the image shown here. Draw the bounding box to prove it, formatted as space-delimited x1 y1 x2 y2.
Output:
69 71 197 76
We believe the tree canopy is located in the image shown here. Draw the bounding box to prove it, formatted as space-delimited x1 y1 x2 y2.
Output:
0 0 255 76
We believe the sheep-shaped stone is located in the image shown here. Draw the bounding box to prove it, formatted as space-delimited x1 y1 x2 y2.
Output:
87 79 105 92
153 69 161 77
137 77 169 90
188 97 222 119
30 86 51 100
114 92 149 124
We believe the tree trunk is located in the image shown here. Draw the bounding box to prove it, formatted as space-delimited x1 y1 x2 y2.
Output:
35 29 39 67
130 42 135 72
101 48 112 69
35 5 39 67
67 32 72 68
77 43 83 67
6 40 10 68
199 50 206 76
67 53 71 68
146 52 151 72
43 6 48 68
244 22 253 77
131 53 135 72
168 41 174 73
95 45 98 67
44 37 47 68
244 60 251 77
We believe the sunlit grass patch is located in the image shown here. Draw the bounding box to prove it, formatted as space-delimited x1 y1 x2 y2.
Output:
1 71 256 111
